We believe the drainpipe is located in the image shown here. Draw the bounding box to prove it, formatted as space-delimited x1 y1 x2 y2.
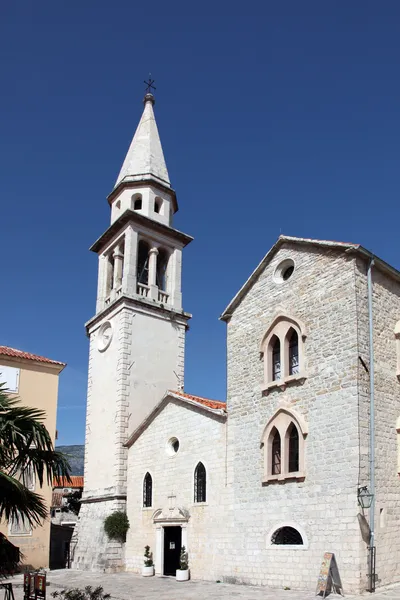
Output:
367 258 376 592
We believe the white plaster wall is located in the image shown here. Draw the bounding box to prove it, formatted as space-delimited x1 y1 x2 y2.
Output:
83 311 122 494
126 400 229 579
226 244 363 592
127 310 186 434
110 185 173 227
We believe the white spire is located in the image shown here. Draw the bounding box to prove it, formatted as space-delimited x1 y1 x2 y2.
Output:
115 94 170 188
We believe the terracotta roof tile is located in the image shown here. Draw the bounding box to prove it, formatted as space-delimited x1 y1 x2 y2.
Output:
169 390 226 411
53 476 84 488
0 346 65 367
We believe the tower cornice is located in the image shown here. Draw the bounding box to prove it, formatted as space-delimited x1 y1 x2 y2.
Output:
90 208 193 254
85 294 192 336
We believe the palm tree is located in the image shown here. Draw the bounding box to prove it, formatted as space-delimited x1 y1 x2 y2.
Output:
0 383 71 530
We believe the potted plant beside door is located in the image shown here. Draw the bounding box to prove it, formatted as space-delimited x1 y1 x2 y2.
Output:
142 545 154 577
176 546 189 581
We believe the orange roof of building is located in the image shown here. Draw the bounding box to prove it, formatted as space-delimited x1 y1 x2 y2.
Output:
53 476 84 488
169 390 226 411
0 346 65 367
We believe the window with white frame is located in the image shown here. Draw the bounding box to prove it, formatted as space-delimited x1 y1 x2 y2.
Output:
0 366 20 393
260 314 306 390
261 406 308 483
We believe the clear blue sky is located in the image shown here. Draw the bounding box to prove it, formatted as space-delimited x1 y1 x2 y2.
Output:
1 1 400 445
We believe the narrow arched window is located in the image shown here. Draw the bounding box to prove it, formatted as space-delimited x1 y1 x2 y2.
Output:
156 248 169 291
154 198 162 214
271 526 303 545
194 462 206 503
143 472 152 507
288 329 299 375
134 198 142 210
137 240 150 285
288 423 299 472
271 336 281 381
271 428 281 475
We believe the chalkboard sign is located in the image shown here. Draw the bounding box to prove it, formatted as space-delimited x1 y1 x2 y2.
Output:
316 552 343 597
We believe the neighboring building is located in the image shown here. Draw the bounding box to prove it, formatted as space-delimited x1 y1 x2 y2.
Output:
51 476 84 527
73 92 400 594
0 346 65 569
50 476 83 570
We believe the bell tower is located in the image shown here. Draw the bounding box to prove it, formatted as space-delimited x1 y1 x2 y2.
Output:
72 91 192 571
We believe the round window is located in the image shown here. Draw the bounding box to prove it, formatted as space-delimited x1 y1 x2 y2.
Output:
273 259 295 284
166 437 180 456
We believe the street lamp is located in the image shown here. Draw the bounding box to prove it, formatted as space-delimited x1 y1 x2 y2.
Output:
358 486 374 509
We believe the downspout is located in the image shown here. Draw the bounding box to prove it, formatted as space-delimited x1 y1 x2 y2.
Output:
367 258 376 592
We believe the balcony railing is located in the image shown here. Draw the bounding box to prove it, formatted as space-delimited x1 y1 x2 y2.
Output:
137 283 150 298
158 290 169 304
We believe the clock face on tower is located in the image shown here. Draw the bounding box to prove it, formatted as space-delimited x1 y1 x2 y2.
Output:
97 321 113 352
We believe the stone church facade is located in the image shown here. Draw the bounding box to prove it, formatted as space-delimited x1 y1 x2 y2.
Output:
73 92 400 594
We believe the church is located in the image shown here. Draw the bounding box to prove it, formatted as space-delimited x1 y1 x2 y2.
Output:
72 90 400 594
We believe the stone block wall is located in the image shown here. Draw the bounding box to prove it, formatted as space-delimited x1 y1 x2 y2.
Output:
355 259 400 588
71 497 126 572
225 243 363 592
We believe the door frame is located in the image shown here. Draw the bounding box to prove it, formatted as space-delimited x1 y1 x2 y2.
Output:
155 524 188 576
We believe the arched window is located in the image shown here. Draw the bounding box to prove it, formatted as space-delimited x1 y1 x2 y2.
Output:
156 248 169 291
261 407 308 483
288 423 299 473
288 329 299 376
271 336 281 381
271 526 303 545
143 472 152 507
133 195 142 210
194 462 206 503
154 198 162 214
137 240 150 285
260 314 306 389
271 428 281 475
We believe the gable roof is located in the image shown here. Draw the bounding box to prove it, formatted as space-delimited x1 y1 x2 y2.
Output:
124 390 226 448
220 235 400 321
0 346 66 369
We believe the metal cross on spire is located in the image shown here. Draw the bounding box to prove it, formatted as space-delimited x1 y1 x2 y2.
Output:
144 75 156 94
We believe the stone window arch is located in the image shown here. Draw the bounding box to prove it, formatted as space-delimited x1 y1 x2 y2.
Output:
260 313 307 392
143 472 152 508
261 405 308 483
266 522 308 549
194 462 206 503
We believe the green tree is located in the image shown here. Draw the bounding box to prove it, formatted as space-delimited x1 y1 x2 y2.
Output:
0 383 71 529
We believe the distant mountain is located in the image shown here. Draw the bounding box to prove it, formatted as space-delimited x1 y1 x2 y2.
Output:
57 445 85 476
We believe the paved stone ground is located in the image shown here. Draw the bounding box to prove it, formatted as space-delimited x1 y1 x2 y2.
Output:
4 570 400 600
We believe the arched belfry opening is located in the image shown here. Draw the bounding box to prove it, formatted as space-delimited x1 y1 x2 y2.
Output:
156 248 169 291
137 240 150 286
